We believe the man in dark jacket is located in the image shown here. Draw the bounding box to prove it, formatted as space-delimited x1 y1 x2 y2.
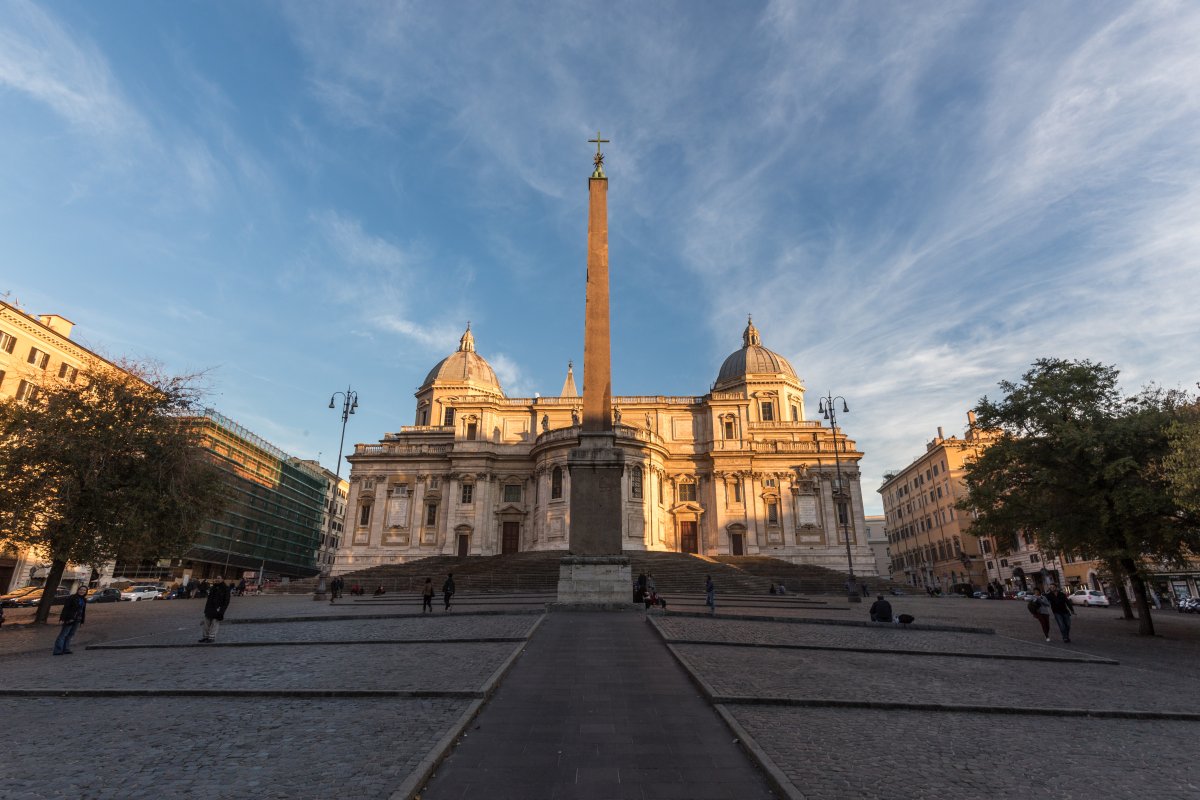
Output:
442 573 455 611
1047 584 1075 642
53 584 88 655
200 578 232 643
869 595 893 623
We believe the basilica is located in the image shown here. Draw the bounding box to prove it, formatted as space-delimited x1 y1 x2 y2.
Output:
335 318 875 575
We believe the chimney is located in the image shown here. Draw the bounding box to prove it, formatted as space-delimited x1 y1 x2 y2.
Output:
39 314 75 338
937 426 945 441
967 410 977 427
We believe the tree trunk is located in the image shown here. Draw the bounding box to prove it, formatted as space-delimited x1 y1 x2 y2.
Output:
1107 559 1134 619
1120 557 1155 637
34 559 67 625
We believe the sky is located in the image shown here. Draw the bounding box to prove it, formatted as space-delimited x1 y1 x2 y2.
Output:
2 0 1198 514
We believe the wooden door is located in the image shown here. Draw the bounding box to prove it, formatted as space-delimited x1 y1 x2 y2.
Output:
731 533 744 556
457 534 469 558
502 521 520 554
680 521 698 554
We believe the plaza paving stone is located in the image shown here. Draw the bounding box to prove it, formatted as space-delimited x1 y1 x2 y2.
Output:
0 696 471 800
728 705 1200 800
654 616 1113 662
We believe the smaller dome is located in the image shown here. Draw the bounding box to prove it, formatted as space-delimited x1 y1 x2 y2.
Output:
714 317 798 389
420 324 505 395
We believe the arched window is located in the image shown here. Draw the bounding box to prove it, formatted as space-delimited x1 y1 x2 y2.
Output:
551 466 563 499
631 466 643 499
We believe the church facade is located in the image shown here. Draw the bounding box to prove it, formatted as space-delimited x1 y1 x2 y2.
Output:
335 319 875 576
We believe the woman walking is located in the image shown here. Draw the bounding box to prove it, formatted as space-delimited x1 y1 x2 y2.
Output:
1028 588 1052 642
422 578 434 614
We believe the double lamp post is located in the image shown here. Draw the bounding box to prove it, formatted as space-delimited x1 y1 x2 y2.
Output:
818 392 860 603
314 386 357 601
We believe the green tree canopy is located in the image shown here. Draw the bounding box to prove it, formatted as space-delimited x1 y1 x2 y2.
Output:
1164 399 1200 515
959 358 1200 635
0 364 228 622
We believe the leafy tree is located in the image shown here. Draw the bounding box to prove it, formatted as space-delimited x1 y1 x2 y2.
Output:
1164 398 1200 515
959 358 1200 636
0 364 229 623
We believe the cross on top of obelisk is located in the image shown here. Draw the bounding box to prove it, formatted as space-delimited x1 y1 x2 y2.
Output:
588 130 609 178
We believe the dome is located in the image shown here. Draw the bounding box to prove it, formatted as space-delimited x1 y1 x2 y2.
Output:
420 324 505 395
714 317 798 388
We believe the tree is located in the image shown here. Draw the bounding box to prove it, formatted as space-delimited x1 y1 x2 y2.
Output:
958 358 1200 636
1164 398 1200 515
0 364 229 623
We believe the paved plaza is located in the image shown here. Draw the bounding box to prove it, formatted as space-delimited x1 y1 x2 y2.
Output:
1 593 1199 799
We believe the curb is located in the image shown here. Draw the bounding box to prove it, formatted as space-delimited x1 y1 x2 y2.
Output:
392 613 545 800
0 688 481 699
226 608 544 625
664 609 995 634
712 695 1200 722
85 637 529 650
662 637 1119 665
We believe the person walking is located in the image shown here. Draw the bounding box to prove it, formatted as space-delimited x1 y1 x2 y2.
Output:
199 577 231 643
705 575 716 616
422 578 434 614
1047 585 1074 642
442 572 456 612
635 572 647 604
53 584 88 655
1027 588 1052 642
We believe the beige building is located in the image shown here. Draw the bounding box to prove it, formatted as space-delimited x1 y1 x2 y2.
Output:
864 514 890 579
879 413 994 593
336 319 875 574
0 300 136 592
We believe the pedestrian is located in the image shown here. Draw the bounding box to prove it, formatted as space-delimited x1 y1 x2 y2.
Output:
1047 585 1074 642
442 572 456 611
1027 588 1052 642
53 585 88 655
199 577 231 643
869 594 893 623
635 572 646 604
422 578 434 614
647 573 656 595
236 578 246 597
705 575 715 615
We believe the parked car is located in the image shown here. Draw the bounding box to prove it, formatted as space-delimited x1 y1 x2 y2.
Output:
12 587 71 607
87 587 122 604
120 585 162 602
1070 589 1110 607
0 586 42 607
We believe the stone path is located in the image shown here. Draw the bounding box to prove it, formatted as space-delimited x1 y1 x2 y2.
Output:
418 611 776 800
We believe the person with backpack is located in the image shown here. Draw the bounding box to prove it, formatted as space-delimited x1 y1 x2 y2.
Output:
1027 588 1052 642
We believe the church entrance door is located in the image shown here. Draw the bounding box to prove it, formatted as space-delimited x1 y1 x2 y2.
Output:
730 533 744 556
680 521 698 554
501 521 520 554
457 534 469 558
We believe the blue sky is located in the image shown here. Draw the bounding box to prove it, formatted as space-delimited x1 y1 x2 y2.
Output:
2 1 1198 514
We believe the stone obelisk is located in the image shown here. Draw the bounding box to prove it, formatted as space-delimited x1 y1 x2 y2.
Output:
555 132 632 608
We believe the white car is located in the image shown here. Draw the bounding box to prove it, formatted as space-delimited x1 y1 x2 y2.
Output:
120 585 162 602
1070 589 1109 607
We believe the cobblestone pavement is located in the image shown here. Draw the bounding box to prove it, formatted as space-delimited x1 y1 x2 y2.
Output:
728 705 1200 800
654 616 1113 662
0 697 471 800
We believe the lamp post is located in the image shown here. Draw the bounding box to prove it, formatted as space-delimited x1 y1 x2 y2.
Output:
315 386 358 601
819 392 860 603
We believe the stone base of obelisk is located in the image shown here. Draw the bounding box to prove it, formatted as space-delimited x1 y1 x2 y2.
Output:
548 555 638 611
550 432 638 611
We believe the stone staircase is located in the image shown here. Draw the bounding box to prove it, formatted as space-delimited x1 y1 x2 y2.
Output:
275 550 896 597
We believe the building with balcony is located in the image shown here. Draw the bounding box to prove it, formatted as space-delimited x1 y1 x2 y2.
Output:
336 319 875 575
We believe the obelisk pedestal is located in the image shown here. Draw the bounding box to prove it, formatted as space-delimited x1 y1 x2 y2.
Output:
553 135 636 611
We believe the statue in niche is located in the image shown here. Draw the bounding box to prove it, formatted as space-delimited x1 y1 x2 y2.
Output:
571 408 580 425
614 407 622 425
645 412 653 430
541 414 549 432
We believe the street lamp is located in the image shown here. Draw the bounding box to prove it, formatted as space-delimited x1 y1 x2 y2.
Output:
819 392 860 603
314 386 358 601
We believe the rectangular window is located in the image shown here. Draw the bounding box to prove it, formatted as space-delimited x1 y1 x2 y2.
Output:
936 486 942 498
461 484 473 504
358 504 371 526
466 421 478 440
58 363 78 383
27 347 49 370
986 561 994 570
767 502 779 524
443 407 455 426
723 420 735 439
1000 558 1009 567
1030 553 1040 563
678 482 697 502
837 502 849 526
0 332 15 353
16 380 39 403
429 477 440 490
933 464 939 476
733 482 742 503
0 369 5 388
504 484 522 503
760 402 774 421
763 478 777 488
790 405 799 421
425 503 437 526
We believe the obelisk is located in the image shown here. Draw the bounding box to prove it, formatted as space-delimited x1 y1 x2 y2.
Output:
555 132 632 608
